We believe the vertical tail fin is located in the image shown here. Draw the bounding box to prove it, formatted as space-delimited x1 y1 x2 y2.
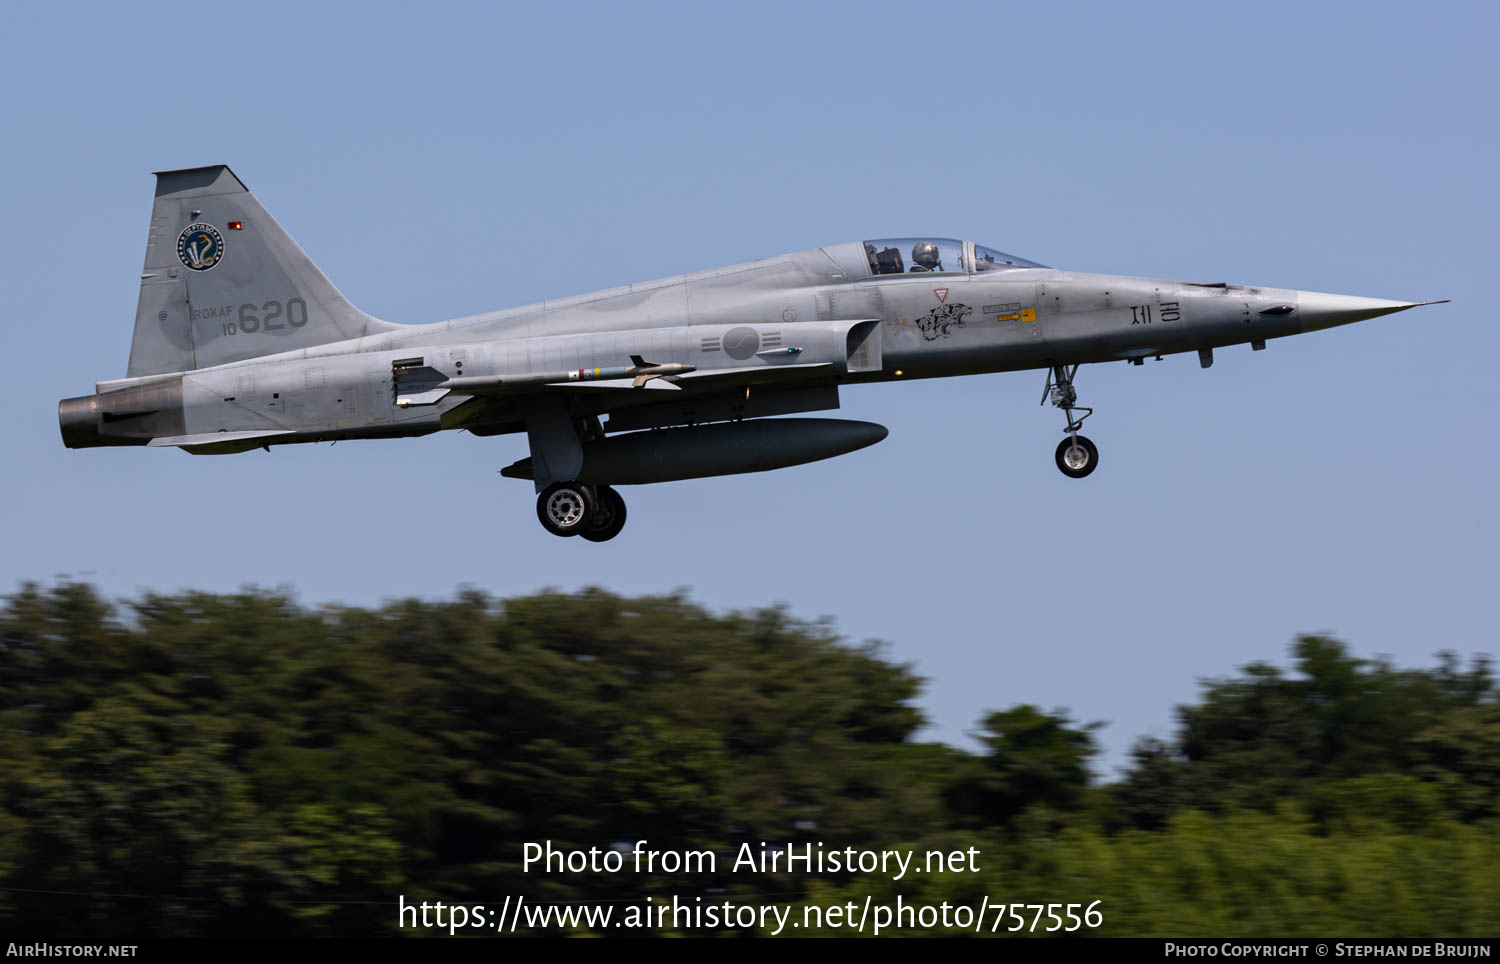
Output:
129 165 400 377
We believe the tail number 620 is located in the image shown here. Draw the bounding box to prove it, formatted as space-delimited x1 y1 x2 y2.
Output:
220 298 308 336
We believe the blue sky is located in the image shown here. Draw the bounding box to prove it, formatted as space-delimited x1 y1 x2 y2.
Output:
2 1 1495 773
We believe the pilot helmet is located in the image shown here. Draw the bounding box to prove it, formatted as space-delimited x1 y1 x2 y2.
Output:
912 241 941 269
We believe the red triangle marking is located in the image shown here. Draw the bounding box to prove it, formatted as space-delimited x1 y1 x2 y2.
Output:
934 288 948 303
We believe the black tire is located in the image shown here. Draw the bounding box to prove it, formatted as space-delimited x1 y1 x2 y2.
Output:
536 481 595 537
580 485 628 543
1055 435 1099 479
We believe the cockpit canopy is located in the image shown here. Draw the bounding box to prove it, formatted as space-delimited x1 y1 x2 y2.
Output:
863 238 1046 276
972 243 1046 272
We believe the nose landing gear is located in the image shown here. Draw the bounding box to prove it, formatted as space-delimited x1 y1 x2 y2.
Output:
1055 435 1098 478
1042 364 1098 479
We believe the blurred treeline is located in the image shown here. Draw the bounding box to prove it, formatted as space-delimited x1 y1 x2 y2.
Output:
0 583 1495 937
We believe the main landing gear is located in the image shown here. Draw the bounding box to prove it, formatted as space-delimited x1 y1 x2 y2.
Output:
1042 363 1098 479
536 482 628 542
520 402 629 542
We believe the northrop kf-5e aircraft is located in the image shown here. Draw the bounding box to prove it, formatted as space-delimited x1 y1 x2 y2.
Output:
60 167 1447 540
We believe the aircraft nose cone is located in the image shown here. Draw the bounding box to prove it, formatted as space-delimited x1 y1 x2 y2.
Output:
1296 291 1449 333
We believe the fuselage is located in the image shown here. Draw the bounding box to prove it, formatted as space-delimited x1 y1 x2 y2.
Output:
62 237 1345 453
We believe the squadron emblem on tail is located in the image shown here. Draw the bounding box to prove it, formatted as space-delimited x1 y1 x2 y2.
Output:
176 222 224 271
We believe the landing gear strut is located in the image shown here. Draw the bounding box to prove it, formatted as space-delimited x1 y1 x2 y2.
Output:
1042 364 1098 479
523 402 628 541
535 482 629 541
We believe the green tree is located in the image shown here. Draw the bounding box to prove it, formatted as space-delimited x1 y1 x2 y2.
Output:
944 705 1099 829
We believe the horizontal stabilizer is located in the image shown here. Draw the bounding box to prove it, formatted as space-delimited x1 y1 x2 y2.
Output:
394 389 450 408
148 429 294 448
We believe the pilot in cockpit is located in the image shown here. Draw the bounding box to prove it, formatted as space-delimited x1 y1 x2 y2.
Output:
909 241 943 272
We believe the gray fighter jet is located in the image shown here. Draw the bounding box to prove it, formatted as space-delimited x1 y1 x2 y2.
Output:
59 167 1447 541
